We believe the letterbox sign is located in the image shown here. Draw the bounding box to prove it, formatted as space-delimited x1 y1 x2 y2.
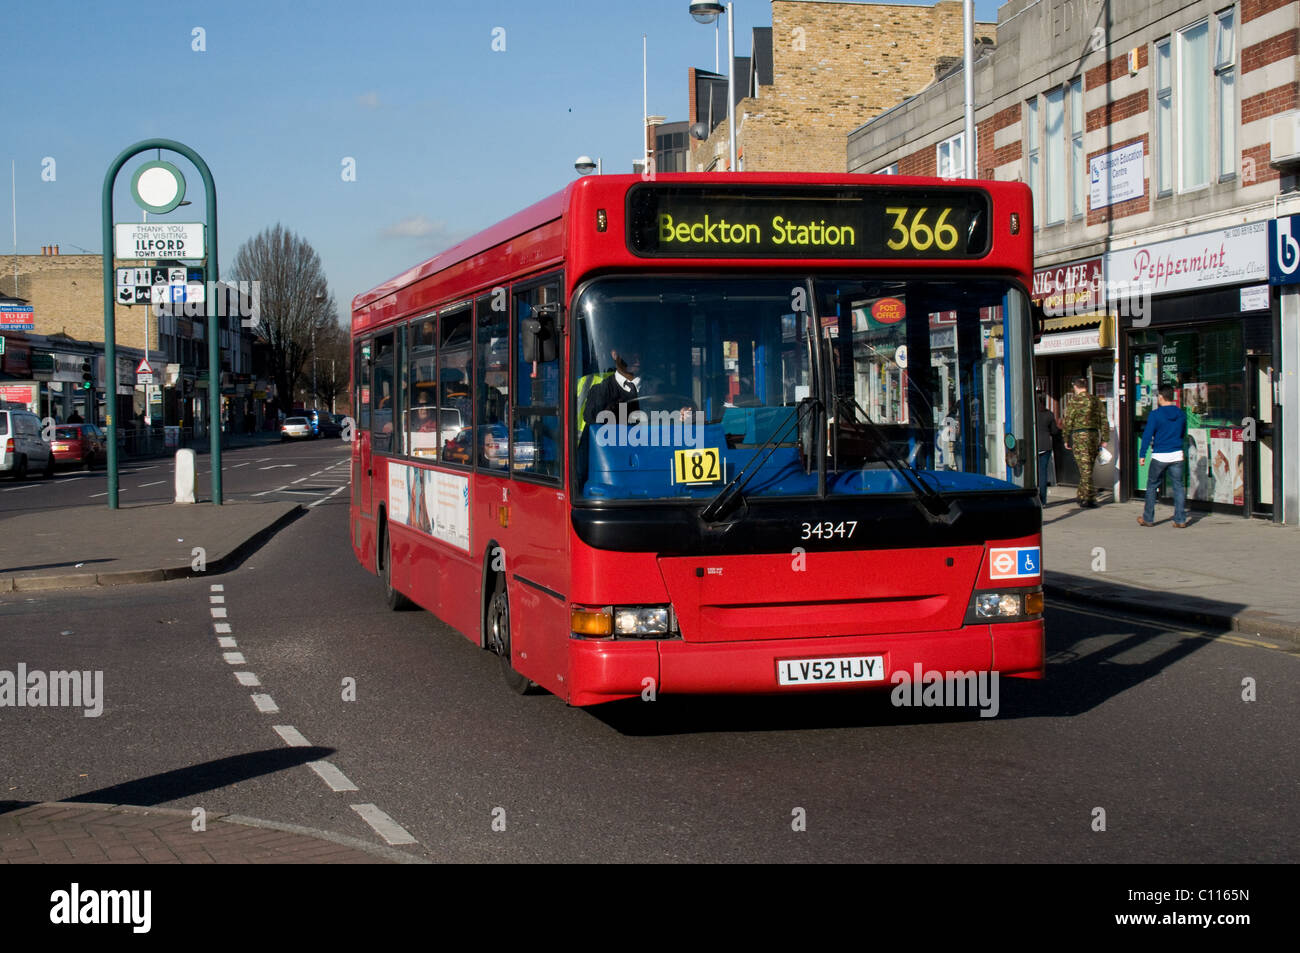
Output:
113 223 205 260
626 185 991 259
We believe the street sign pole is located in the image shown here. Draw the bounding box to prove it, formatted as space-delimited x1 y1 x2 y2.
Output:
102 139 222 508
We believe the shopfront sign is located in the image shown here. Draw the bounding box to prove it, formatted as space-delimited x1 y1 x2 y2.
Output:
1030 257 1104 317
1034 328 1101 355
1106 222 1267 296
1268 213 1300 285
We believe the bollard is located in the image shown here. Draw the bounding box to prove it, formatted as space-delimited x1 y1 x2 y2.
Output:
174 449 197 504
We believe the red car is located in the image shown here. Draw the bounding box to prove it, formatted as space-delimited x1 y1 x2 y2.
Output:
51 424 106 469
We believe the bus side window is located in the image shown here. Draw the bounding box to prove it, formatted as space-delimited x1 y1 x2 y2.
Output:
476 293 509 471
438 307 473 466
513 279 561 480
371 331 395 452
356 342 371 432
407 316 437 458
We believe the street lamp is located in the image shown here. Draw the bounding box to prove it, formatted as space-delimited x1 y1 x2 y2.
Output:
574 155 601 175
688 1 736 172
312 292 325 410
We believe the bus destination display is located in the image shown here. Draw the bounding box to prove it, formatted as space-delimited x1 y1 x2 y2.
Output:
626 185 991 260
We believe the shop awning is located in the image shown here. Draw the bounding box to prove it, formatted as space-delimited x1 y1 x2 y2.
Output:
1042 312 1102 332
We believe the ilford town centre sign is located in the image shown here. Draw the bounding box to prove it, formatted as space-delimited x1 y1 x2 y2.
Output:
113 222 205 260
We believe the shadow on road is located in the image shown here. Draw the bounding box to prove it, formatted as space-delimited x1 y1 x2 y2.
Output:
587 599 1221 736
0 747 337 810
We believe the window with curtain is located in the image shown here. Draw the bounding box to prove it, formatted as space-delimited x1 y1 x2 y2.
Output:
1156 38 1173 194
1177 20 1210 191
1216 8 1236 180
1070 78 1084 218
1044 87 1065 224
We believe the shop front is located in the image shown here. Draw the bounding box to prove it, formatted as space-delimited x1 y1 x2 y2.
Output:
1107 222 1271 516
1030 256 1114 487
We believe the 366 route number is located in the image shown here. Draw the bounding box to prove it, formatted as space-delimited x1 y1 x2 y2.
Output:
884 206 960 252
800 521 858 540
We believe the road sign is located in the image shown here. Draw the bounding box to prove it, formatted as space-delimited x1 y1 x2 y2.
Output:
114 222 204 260
136 358 154 376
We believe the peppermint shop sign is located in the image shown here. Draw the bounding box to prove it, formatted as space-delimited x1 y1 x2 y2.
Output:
1105 222 1267 296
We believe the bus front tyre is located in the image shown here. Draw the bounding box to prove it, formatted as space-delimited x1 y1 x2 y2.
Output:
486 575 537 695
380 522 413 611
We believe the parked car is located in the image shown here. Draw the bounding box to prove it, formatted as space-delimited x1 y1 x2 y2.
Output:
0 409 54 479
51 424 107 469
317 412 343 438
280 417 313 441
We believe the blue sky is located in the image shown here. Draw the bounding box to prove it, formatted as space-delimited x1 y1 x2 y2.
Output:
8 0 1003 311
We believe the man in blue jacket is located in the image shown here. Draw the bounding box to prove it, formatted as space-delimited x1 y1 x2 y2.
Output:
1137 384 1189 527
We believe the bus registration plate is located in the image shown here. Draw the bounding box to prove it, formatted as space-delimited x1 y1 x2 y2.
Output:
777 655 885 686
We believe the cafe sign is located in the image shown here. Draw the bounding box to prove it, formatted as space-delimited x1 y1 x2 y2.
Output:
1030 257 1103 317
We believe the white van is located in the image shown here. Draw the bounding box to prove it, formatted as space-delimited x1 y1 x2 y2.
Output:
0 409 54 479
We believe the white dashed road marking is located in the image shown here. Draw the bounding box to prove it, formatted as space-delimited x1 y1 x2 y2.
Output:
251 693 279 713
350 804 417 846
214 622 232 633
308 761 359 792
235 672 261 686
223 652 246 665
210 584 224 592
273 725 311 747
218 637 237 648
211 607 227 618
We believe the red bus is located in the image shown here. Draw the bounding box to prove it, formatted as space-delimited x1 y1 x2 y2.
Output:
350 173 1044 706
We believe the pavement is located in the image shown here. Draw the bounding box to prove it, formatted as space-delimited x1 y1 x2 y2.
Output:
2 476 1297 863
0 802 425 864
0 500 302 591
1040 484 1300 646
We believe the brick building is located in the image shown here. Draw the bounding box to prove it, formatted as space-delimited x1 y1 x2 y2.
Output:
688 1 995 172
848 0 1300 522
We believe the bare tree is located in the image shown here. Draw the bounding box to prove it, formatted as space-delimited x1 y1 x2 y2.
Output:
311 319 351 413
228 224 336 413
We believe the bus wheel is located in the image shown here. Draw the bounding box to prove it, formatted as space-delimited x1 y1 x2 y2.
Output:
486 575 536 695
379 521 413 611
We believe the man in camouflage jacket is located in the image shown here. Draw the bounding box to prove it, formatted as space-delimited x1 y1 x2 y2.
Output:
1062 377 1110 507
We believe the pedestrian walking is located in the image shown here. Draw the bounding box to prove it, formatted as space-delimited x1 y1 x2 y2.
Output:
1062 377 1109 508
1035 393 1060 505
1137 383 1190 527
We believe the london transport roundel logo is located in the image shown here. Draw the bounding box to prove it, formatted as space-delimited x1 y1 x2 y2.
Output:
871 298 906 324
992 552 1015 575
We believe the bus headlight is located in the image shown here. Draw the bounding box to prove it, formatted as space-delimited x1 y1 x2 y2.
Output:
614 607 670 636
966 589 1043 623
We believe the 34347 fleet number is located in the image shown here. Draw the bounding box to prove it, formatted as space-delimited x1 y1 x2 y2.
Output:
800 521 858 540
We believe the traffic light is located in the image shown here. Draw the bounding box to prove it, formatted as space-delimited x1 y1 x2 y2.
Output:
81 358 93 391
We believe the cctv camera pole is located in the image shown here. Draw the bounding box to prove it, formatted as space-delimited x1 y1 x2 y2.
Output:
101 138 222 508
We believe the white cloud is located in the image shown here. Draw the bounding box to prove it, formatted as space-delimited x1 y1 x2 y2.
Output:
355 91 381 109
381 215 441 239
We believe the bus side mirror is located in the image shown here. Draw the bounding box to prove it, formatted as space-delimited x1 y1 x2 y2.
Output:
522 304 559 363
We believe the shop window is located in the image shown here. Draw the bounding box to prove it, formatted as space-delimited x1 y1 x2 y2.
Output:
1043 87 1066 225
1025 99 1040 227
1215 9 1236 181
1069 78 1084 219
936 132 970 179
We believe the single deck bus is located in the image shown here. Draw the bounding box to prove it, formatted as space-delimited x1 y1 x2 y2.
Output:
350 173 1044 706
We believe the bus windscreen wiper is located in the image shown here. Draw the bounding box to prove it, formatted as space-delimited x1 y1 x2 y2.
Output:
835 396 960 526
700 397 820 523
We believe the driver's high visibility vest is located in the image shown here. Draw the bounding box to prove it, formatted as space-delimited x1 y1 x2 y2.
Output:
576 371 612 433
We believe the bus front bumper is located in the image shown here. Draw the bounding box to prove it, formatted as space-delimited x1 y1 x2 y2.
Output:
567 620 1044 706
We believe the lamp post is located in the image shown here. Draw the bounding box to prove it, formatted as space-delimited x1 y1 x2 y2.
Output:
689 1 736 172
